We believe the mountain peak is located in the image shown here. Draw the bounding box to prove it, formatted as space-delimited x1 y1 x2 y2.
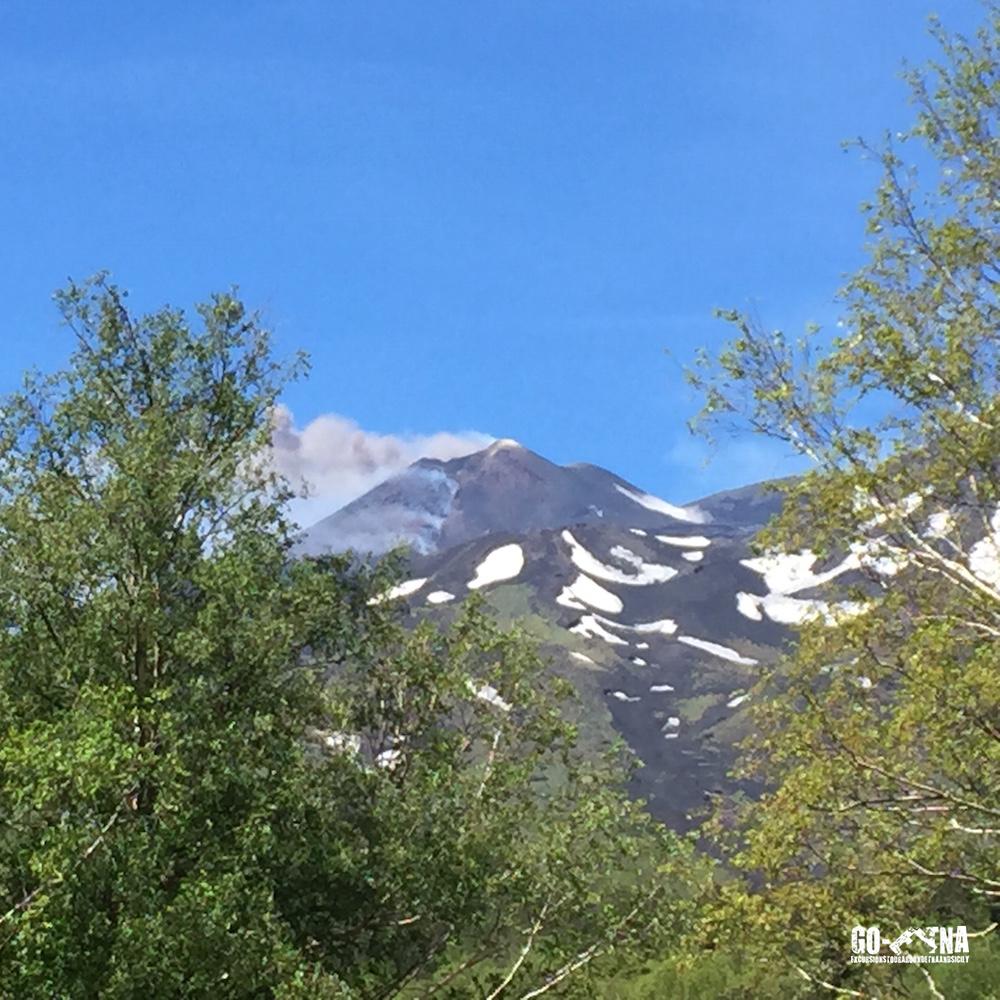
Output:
298 439 731 558
487 437 522 452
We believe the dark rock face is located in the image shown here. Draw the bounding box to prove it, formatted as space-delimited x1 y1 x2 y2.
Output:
298 439 712 558
300 441 794 829
688 479 791 534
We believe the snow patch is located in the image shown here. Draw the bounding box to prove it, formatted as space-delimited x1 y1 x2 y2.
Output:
471 682 512 712
614 483 709 524
585 614 678 637
562 530 677 585
969 509 1000 589
619 617 678 635
556 573 623 614
849 538 910 577
739 548 877 624
677 635 759 665
741 592 865 626
925 510 955 538
467 543 524 590
740 550 856 595
368 577 428 604
736 591 763 621
426 590 455 605
569 615 628 646
682 551 704 563
761 594 826 625
629 528 648 537
654 534 711 548
375 748 402 770
609 690 641 703
570 651 595 665
631 657 647 667
726 693 748 709
649 683 674 693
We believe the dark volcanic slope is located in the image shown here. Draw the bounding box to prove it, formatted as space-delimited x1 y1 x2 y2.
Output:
687 479 791 534
300 442 818 829
298 439 711 557
397 520 787 828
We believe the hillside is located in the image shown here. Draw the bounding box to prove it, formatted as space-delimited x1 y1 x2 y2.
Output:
300 442 839 828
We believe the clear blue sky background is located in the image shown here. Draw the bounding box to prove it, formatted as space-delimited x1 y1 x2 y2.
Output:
0 0 984 512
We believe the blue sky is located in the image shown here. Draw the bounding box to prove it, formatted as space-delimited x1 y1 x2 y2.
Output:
0 0 984 518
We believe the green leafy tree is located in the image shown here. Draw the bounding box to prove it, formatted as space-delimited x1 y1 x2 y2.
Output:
0 276 699 998
687 9 1000 997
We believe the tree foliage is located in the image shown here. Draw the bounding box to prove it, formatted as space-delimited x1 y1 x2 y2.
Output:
687 9 1000 996
0 276 698 998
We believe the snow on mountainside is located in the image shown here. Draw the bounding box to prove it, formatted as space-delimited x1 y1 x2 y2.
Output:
399 514 787 828
297 440 798 828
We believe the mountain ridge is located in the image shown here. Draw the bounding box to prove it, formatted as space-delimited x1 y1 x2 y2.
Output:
299 439 727 558
296 441 805 829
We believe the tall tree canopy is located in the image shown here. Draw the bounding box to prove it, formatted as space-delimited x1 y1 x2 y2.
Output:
688 9 1000 997
0 277 697 998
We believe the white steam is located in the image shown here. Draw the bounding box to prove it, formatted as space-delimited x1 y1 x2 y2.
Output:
270 405 492 527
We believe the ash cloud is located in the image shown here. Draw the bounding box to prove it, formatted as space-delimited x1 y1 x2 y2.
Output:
270 405 492 528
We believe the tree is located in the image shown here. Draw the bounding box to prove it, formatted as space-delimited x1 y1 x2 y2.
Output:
0 276 698 998
687 9 1000 996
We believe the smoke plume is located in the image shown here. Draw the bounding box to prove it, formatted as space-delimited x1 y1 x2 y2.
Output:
270 405 492 527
